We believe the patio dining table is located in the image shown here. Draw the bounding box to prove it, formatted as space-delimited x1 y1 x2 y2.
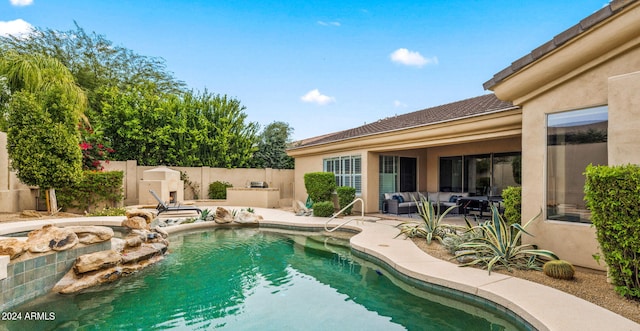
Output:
458 196 502 218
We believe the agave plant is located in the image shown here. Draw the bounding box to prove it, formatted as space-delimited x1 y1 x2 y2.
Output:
455 204 559 274
395 196 458 244
199 208 211 221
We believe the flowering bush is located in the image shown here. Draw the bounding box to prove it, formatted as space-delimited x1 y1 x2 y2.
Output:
78 125 115 171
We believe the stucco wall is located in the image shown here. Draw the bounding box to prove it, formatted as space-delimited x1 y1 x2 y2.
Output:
517 40 640 270
104 161 294 207
292 138 522 215
0 132 37 212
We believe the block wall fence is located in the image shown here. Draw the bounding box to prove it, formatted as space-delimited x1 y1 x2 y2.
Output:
0 132 295 212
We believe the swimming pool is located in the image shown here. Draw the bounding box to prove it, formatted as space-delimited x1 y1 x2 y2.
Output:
2 228 528 330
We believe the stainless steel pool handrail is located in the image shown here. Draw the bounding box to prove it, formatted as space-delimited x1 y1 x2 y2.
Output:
324 198 365 232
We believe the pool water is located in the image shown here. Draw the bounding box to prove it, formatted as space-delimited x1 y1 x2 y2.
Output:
3 228 526 330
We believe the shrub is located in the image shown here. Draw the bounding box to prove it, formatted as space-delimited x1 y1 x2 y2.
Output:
395 196 458 244
87 207 127 216
585 164 640 299
543 260 575 280
336 186 356 215
208 181 232 199
312 201 335 217
455 205 558 274
502 186 522 226
57 171 124 213
304 172 336 203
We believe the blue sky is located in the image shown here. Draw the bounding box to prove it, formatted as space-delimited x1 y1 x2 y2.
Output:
1 0 608 140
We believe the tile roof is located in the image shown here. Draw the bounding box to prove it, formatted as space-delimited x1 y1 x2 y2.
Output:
292 93 516 148
483 0 637 90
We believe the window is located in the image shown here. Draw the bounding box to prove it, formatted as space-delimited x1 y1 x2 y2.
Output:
547 106 608 223
438 153 520 195
464 154 491 195
439 156 462 192
323 155 362 194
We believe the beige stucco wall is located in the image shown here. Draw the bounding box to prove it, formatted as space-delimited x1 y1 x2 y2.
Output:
103 161 294 207
493 3 640 269
0 132 37 212
291 136 521 215
292 148 372 212
608 71 640 165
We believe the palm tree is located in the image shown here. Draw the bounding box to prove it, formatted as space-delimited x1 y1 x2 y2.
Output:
0 50 87 125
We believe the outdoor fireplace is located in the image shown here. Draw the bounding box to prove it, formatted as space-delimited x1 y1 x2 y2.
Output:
138 167 184 205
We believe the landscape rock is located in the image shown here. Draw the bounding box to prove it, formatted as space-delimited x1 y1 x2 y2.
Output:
54 267 122 294
74 250 122 274
125 209 154 224
122 216 149 230
214 207 233 224
123 235 143 248
26 224 78 253
122 243 166 264
152 226 169 239
234 210 261 224
65 226 114 244
111 238 126 253
54 254 165 294
293 200 311 216
0 238 26 259
455 250 477 264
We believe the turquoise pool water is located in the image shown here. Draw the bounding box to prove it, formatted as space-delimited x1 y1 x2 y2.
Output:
3 228 527 330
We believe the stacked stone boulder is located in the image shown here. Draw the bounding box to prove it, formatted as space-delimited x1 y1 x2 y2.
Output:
214 207 262 224
53 209 169 294
0 224 114 261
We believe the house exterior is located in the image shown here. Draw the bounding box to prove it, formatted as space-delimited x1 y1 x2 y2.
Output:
288 0 640 270
288 94 523 215
484 0 640 269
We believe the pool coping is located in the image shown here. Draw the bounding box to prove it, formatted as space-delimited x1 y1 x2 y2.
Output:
0 207 638 331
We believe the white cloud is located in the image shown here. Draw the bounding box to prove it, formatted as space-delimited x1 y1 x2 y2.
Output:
301 89 335 105
10 0 33 6
390 48 438 68
394 100 408 108
0 19 33 38
317 21 340 27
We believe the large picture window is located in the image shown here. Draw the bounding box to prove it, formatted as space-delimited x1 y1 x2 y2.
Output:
438 152 520 195
323 155 361 194
547 106 608 223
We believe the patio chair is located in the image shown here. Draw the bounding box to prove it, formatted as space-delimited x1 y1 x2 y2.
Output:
149 189 202 215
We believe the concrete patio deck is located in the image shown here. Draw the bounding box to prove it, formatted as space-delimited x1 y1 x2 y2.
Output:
0 206 637 331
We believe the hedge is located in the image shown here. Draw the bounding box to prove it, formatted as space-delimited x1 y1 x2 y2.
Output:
208 181 232 199
303 172 336 203
584 164 640 299
337 186 356 215
501 186 522 226
312 201 335 217
57 171 124 213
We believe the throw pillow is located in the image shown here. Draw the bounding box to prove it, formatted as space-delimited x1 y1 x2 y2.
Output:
449 195 459 203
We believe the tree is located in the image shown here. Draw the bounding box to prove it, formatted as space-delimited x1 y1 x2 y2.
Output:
0 52 85 212
96 87 258 167
8 89 83 187
252 121 295 169
0 22 185 122
0 50 87 131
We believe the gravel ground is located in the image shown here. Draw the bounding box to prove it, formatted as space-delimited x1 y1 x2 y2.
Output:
411 237 640 324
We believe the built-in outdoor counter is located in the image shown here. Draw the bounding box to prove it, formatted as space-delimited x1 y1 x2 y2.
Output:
226 187 280 208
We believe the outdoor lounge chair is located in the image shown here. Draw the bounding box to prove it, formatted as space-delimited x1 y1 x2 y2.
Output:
149 189 202 215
